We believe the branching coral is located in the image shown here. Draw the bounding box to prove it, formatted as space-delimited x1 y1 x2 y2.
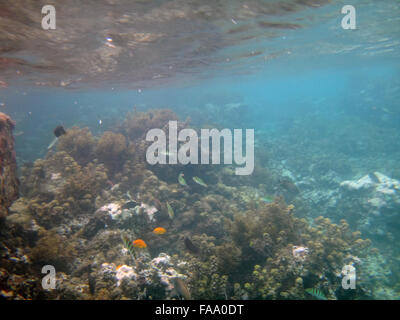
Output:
95 131 127 176
30 229 77 272
186 254 229 300
62 162 108 203
229 199 299 266
226 201 372 299
57 127 96 166
120 109 178 141
3 108 383 300
21 151 108 228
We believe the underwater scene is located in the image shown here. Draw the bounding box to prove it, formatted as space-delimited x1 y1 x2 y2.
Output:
0 0 400 301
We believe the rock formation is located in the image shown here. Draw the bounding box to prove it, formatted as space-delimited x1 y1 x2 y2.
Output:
0 112 19 219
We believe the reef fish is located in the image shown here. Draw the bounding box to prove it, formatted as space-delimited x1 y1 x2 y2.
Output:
153 227 166 235
178 173 188 187
132 239 147 249
121 200 139 210
305 288 327 300
48 125 67 150
88 272 96 295
184 236 200 254
192 176 207 188
54 125 67 137
260 195 274 203
47 137 59 150
172 277 191 300
121 234 137 260
166 201 174 220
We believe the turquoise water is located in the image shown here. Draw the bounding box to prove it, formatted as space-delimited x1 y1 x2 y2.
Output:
1 0 400 300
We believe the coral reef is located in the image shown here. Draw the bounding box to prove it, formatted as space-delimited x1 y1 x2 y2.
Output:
296 170 400 248
0 112 19 219
225 202 372 299
57 127 96 166
338 172 400 239
95 131 127 176
120 109 178 141
20 151 108 226
0 108 393 300
29 229 77 272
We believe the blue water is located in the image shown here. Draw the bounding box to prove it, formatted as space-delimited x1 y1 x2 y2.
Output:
4 57 399 165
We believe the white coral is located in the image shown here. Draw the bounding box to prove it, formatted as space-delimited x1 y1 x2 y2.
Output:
115 265 137 286
292 246 309 262
99 203 122 219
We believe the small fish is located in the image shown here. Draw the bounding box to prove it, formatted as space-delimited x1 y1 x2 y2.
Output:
121 234 137 260
110 183 120 191
184 236 200 254
192 176 207 188
88 272 96 295
126 191 133 200
305 288 327 300
172 277 191 300
166 201 174 220
47 137 58 150
48 125 67 150
121 200 139 210
53 125 66 138
260 195 274 203
132 239 147 249
153 227 166 235
178 173 188 187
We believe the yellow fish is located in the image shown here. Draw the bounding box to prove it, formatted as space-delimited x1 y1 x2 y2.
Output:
132 239 147 249
166 201 174 220
153 227 166 235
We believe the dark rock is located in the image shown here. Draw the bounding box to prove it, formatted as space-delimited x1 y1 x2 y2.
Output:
82 210 112 239
0 113 19 219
